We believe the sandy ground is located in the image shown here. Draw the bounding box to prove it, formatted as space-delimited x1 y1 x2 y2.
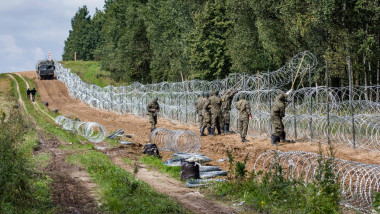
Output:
19 71 380 170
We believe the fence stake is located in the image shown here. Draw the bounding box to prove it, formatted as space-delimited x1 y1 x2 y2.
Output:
309 65 313 142
347 56 356 148
326 61 330 146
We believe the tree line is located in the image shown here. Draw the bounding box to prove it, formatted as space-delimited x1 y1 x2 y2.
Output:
62 0 379 87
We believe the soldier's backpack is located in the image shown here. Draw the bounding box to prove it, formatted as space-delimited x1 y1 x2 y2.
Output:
142 143 160 158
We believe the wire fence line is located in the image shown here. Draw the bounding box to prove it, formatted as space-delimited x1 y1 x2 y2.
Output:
254 151 380 213
54 51 380 151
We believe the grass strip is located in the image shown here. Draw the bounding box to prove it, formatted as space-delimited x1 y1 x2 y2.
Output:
140 155 181 181
67 151 186 213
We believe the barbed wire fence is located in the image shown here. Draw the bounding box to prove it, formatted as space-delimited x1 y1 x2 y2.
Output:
54 51 380 151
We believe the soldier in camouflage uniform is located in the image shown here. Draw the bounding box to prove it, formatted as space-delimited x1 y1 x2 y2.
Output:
236 93 251 142
196 92 205 128
221 89 238 133
209 90 222 135
147 97 160 132
270 90 292 145
202 92 212 136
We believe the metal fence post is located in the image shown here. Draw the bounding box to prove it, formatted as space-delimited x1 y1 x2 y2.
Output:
347 56 356 148
308 65 313 142
326 61 330 145
186 92 188 123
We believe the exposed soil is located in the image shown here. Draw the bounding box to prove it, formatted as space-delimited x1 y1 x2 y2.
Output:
11 72 102 213
18 70 380 213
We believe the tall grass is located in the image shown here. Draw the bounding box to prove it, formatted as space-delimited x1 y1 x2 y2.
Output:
211 148 342 213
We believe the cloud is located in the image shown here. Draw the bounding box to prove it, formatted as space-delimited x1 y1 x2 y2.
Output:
0 0 104 73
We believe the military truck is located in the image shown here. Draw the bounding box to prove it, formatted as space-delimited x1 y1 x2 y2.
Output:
36 60 55 80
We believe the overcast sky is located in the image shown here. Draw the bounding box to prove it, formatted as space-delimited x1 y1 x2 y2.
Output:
0 0 104 73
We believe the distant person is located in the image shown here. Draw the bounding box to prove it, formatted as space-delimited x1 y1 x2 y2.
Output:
236 93 252 142
147 97 160 132
209 90 222 135
30 88 37 102
221 88 239 133
270 90 293 145
27 88 31 100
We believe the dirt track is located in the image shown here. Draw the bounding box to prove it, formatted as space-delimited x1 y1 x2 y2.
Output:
19 71 380 168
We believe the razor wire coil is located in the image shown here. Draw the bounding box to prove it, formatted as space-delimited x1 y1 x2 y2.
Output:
54 116 106 143
150 128 201 153
253 151 380 213
53 51 380 151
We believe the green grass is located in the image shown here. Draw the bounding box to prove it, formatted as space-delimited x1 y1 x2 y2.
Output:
61 61 123 87
140 155 181 181
0 77 53 213
123 157 135 165
34 153 51 169
67 151 187 213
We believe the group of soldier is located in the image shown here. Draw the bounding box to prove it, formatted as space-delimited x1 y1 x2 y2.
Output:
26 88 37 102
147 89 293 145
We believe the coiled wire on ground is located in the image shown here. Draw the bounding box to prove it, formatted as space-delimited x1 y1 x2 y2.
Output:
150 128 201 153
54 116 106 143
253 151 380 213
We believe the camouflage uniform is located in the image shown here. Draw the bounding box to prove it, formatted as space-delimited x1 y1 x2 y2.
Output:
236 94 251 142
202 93 212 135
270 92 290 145
195 93 205 128
221 89 238 133
209 91 222 135
147 98 160 132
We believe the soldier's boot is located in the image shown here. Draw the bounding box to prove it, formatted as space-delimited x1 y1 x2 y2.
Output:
271 134 280 145
209 128 215 136
200 126 206 136
223 124 230 134
280 133 291 143
241 137 250 143
216 125 222 135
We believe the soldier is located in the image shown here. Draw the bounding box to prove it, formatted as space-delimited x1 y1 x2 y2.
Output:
196 92 205 129
221 88 238 133
236 93 252 142
209 90 223 135
147 97 160 132
30 88 37 102
202 92 212 136
270 90 292 145
27 88 31 100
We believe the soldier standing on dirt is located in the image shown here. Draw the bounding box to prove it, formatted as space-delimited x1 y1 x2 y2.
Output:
221 88 239 134
30 88 37 102
196 92 205 128
270 90 292 145
27 88 31 100
209 90 223 135
147 97 160 132
202 92 212 136
236 93 252 142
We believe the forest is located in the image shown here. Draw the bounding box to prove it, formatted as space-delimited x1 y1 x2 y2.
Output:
62 0 379 86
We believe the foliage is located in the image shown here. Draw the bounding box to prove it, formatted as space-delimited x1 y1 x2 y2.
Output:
63 0 380 85
0 110 52 213
140 155 181 180
212 151 342 213
67 151 185 213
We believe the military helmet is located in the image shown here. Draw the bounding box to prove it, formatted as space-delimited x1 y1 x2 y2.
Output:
277 92 287 102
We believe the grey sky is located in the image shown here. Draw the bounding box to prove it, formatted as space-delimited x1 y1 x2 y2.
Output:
0 0 104 73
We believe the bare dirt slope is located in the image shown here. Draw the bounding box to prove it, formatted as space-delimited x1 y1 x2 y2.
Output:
20 71 380 169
